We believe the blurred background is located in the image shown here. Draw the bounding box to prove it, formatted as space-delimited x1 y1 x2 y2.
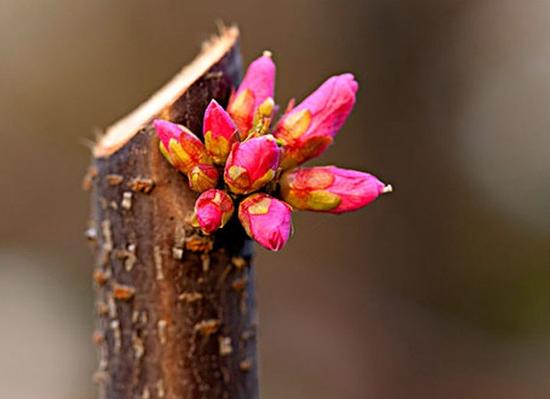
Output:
1 0 550 398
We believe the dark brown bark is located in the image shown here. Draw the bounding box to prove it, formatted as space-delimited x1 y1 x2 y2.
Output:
87 27 259 399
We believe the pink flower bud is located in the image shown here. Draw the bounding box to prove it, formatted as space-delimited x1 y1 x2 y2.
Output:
238 193 292 251
280 166 391 214
274 74 358 168
224 135 280 195
227 52 276 136
188 164 219 193
153 119 211 174
193 189 234 234
203 99 238 164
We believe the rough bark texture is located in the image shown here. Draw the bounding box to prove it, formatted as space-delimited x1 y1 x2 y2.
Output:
86 29 259 399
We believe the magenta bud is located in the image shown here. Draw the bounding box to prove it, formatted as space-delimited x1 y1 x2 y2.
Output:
153 119 211 174
238 193 292 251
274 74 358 168
193 189 235 234
227 52 276 135
203 99 238 164
280 166 390 214
188 164 219 193
224 135 280 195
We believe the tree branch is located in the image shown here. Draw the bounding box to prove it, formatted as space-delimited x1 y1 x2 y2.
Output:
87 26 259 399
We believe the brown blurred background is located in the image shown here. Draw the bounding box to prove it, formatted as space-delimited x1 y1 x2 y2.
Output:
1 0 550 398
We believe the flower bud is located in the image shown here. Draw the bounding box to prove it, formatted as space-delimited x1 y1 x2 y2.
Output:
248 97 275 138
227 52 276 136
274 74 358 168
203 100 238 164
280 166 390 214
193 189 234 234
224 135 280 195
188 164 219 193
153 119 210 174
238 193 292 251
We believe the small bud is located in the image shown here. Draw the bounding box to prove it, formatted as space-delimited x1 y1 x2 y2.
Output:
280 166 389 214
188 164 219 193
238 193 292 251
153 119 210 174
203 100 238 164
228 53 276 136
274 74 358 168
257 96 275 117
224 135 280 194
193 189 234 234
249 97 275 138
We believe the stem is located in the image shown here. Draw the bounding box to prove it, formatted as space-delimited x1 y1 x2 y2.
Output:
87 27 259 399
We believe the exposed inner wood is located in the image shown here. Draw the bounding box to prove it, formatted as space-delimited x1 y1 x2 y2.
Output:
94 26 239 158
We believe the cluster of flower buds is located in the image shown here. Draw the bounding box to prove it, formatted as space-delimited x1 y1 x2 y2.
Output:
154 51 391 251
